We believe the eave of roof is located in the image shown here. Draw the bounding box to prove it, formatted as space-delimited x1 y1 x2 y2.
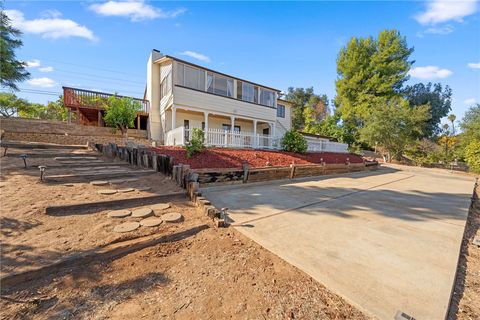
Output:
154 54 281 93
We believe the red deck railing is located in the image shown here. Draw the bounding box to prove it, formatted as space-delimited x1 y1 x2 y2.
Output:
63 86 149 113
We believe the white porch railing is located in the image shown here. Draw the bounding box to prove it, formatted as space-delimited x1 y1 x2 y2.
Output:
164 126 348 153
307 140 349 153
164 126 184 146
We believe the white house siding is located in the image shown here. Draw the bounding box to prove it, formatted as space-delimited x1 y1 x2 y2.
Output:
159 61 173 141
146 51 162 140
173 86 277 123
276 101 292 136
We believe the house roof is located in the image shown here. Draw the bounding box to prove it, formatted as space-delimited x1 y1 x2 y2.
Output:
153 51 282 93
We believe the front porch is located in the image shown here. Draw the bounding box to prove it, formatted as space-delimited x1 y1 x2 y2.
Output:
164 106 280 149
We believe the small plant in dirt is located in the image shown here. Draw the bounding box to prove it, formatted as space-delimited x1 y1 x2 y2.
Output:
185 128 205 158
281 130 308 153
103 95 141 143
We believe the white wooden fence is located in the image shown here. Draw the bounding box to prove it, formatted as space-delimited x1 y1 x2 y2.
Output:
164 126 348 153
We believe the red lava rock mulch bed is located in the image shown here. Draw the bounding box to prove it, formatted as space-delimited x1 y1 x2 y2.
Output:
150 146 364 169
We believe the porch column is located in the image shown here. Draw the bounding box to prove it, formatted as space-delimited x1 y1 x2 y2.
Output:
272 122 276 137
253 120 257 148
136 114 140 132
204 112 209 131
230 116 235 132
171 105 177 130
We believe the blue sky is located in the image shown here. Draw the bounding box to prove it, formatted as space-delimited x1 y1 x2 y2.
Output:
4 0 480 122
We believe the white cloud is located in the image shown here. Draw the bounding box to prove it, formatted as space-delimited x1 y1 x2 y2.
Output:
408 66 453 79
27 77 57 88
39 66 54 73
464 98 477 105
5 9 97 41
89 1 186 21
415 0 478 25
26 59 41 67
180 51 210 63
468 62 480 69
424 25 454 35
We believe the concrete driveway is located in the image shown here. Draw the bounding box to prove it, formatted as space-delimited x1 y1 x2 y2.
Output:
202 165 475 319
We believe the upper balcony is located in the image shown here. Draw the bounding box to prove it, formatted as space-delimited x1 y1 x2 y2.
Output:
63 87 150 114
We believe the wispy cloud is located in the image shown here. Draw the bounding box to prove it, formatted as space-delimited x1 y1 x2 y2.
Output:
180 51 210 63
5 10 97 41
415 0 478 25
89 1 186 22
408 66 453 79
27 77 57 88
468 62 480 69
39 66 54 73
26 59 41 67
424 25 454 35
464 98 477 105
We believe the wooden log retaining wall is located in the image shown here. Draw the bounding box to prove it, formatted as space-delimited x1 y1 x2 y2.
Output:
93 142 377 189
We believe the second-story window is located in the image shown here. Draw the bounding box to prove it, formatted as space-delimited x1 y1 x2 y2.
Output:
176 63 205 91
207 73 233 98
260 88 275 107
237 81 257 103
277 104 285 118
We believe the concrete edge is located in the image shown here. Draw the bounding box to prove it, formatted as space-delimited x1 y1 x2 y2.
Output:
45 192 187 215
446 181 479 320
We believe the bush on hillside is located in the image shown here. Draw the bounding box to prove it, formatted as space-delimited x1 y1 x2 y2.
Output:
464 140 480 173
281 130 308 154
185 128 205 158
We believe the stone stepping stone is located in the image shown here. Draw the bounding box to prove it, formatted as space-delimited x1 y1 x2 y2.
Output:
124 178 139 182
118 188 134 193
108 209 132 218
161 212 183 223
131 208 153 218
113 221 140 233
137 187 151 192
140 217 163 227
63 183 75 187
98 189 118 195
91 180 109 186
152 203 170 216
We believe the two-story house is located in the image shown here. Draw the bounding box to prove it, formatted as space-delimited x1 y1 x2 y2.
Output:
145 50 292 148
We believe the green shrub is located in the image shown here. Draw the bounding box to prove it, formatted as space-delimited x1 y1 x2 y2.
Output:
185 128 205 158
281 130 308 153
464 140 480 173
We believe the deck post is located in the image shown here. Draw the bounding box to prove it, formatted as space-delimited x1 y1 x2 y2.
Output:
136 114 140 132
98 110 102 127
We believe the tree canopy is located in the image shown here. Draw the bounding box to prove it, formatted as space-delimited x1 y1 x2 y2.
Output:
103 96 141 134
359 97 430 161
335 29 414 136
0 8 30 91
403 82 452 138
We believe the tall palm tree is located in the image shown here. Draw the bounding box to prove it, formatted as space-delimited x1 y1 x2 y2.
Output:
447 114 456 135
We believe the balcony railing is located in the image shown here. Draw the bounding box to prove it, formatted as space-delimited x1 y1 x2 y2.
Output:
63 86 149 113
164 126 349 153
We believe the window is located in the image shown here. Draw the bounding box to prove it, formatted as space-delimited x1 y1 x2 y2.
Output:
160 71 172 98
222 124 241 132
260 88 275 107
176 63 204 91
237 81 256 102
277 104 285 118
207 73 234 97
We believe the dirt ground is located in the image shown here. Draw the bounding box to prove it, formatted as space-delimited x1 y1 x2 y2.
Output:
1 146 369 319
449 183 480 319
